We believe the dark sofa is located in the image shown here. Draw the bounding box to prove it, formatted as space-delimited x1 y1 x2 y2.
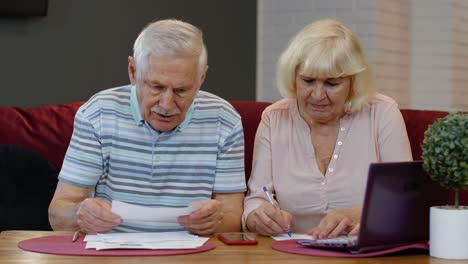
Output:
0 100 465 231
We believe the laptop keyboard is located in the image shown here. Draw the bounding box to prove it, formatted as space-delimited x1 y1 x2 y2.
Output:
297 235 358 248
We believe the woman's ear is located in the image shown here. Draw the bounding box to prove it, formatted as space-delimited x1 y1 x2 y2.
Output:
345 76 355 112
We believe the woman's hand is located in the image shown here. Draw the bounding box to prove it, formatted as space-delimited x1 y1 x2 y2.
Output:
307 207 361 239
245 202 292 236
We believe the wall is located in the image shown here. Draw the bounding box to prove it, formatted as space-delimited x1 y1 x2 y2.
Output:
410 0 468 111
257 0 468 111
0 0 256 107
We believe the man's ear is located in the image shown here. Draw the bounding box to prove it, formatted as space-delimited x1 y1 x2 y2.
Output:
128 56 137 85
198 65 209 85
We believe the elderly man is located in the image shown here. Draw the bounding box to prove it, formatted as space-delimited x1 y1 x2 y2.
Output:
48 19 246 236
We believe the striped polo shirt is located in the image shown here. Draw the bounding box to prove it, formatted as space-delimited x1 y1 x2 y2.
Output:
59 85 246 232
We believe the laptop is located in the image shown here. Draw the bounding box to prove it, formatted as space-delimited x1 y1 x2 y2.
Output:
297 161 448 253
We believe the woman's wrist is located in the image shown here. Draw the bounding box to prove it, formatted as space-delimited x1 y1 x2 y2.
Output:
245 212 257 232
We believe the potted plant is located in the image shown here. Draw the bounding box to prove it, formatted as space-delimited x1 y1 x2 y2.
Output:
421 112 468 259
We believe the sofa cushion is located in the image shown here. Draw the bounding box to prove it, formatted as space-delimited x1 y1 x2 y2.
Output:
0 144 58 231
401 109 468 205
230 101 271 181
400 109 448 160
0 102 84 170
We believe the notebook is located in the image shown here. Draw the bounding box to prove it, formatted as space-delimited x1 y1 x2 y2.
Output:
297 161 448 254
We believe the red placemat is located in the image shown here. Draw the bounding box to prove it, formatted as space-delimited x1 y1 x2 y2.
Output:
18 235 215 256
271 240 429 258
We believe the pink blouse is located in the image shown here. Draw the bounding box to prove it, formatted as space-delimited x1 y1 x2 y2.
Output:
242 94 412 233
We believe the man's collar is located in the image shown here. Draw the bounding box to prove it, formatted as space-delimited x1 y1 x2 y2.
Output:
177 102 194 131
130 85 145 126
130 85 194 132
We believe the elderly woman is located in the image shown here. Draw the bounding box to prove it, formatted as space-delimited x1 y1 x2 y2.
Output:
243 19 412 239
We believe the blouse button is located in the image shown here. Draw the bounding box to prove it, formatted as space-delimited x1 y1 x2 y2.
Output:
337 141 343 146
328 168 334 172
333 154 338 159
340 127 346 131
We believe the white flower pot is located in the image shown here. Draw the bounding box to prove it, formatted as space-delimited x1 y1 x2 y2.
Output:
430 206 468 259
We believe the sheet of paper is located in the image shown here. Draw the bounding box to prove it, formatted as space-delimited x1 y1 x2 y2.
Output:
112 200 204 224
271 233 316 241
84 231 209 250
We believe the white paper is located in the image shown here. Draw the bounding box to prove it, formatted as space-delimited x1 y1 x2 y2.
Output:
111 200 204 224
271 233 316 241
84 231 209 250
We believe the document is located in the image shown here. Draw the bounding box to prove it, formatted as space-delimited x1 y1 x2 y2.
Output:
84 231 209 250
81 201 209 250
112 200 204 225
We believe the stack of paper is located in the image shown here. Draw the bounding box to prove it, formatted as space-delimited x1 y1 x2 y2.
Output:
84 231 209 250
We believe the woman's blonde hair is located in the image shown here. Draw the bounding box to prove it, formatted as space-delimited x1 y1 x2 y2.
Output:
277 19 375 113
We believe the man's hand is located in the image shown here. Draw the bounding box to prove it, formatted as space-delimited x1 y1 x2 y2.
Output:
76 198 122 234
307 207 361 239
245 202 291 236
49 182 123 233
178 200 223 236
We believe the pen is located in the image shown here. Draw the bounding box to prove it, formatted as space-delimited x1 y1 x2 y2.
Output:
263 186 292 237
72 230 81 242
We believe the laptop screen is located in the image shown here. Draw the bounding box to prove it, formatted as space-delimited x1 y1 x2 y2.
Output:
358 161 448 251
297 161 448 253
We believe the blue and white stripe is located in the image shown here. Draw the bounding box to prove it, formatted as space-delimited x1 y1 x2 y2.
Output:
59 85 246 232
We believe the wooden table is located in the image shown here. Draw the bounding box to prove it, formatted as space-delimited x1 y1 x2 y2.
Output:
0 231 463 264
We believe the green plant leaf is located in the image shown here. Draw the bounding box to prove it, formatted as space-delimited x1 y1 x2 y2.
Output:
421 112 468 207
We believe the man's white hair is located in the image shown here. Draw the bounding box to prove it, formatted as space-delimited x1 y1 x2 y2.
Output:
133 19 207 84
